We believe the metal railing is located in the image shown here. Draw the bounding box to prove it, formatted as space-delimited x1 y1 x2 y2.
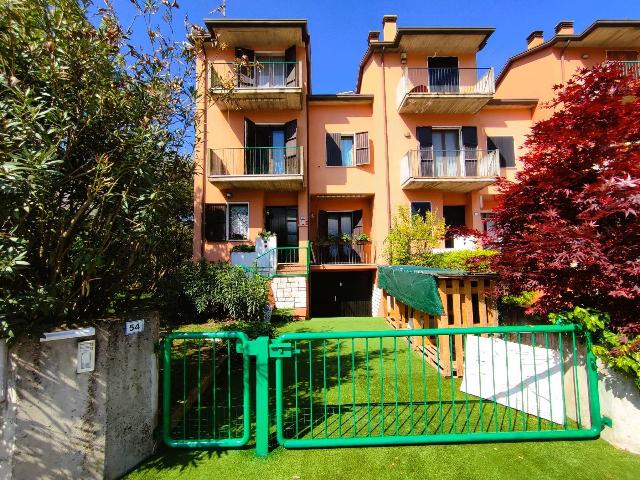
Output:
162 324 604 456
209 147 304 177
397 67 494 105
253 244 311 278
620 61 640 79
311 241 374 265
402 148 500 180
210 61 299 90
273 324 602 449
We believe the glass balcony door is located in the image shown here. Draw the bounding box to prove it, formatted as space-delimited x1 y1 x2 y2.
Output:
256 55 286 88
433 129 460 176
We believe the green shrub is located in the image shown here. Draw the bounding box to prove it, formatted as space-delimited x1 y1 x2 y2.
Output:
550 307 640 389
219 319 276 339
422 249 497 273
177 261 269 322
501 290 537 307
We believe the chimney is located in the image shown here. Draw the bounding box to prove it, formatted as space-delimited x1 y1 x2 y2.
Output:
382 15 398 42
526 30 544 50
554 21 574 36
368 31 380 45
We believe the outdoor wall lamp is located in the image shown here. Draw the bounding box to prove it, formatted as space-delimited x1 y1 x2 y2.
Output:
400 52 407 64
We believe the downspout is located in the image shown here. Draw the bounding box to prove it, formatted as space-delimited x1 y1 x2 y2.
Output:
560 39 571 84
381 47 392 234
200 48 209 259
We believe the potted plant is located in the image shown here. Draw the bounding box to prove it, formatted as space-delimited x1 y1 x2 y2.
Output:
355 233 370 244
256 230 276 254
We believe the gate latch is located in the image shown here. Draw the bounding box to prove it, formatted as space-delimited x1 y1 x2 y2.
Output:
269 342 299 358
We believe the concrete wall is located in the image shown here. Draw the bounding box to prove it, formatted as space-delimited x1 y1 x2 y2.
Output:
0 312 159 479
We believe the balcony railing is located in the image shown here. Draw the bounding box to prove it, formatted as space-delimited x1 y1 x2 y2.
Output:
210 61 299 90
209 147 304 177
397 67 494 105
620 61 640 79
402 148 500 179
311 241 374 265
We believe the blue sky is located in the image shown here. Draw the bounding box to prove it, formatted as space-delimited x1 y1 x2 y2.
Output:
109 0 639 94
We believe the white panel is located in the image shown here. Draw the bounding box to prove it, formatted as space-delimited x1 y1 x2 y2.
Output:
461 335 565 425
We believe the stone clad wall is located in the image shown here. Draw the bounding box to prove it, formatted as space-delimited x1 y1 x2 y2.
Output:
271 276 307 310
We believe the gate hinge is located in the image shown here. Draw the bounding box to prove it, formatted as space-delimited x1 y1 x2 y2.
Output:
601 416 613 429
269 342 299 358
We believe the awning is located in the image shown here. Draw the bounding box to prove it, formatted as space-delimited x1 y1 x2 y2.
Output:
377 265 466 316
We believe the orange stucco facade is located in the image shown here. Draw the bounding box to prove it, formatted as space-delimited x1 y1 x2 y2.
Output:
193 16 640 317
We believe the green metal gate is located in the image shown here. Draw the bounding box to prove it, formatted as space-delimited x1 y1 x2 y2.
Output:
162 324 605 456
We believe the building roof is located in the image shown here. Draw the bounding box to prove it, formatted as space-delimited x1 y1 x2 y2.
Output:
308 94 374 105
356 26 495 92
203 19 310 45
496 19 640 87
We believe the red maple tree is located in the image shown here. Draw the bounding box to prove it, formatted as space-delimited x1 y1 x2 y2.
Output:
491 63 640 334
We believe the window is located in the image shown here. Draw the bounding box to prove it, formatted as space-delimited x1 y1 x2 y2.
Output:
411 202 432 219
481 212 496 235
327 212 353 237
326 132 369 166
340 135 354 166
228 203 249 240
204 203 249 242
606 50 638 61
204 204 226 242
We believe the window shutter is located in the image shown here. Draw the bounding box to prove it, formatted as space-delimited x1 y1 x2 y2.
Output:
416 127 433 149
355 132 370 165
318 210 328 239
326 133 342 166
285 45 297 86
461 126 478 148
235 48 255 86
487 136 515 167
244 118 256 174
205 204 227 242
284 119 298 174
352 210 364 237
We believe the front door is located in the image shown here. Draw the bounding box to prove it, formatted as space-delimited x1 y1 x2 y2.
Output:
443 205 466 249
266 206 298 263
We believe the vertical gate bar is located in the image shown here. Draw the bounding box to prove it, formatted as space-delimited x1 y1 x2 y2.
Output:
162 337 172 446
558 333 567 430
408 335 414 434
227 340 231 439
449 335 456 433
255 336 270 457
212 339 217 438
379 337 385 436
518 333 526 430
571 331 583 429
545 332 553 430
490 335 498 432
436 335 443 433
309 340 314 439
366 338 371 436
584 330 603 433
323 340 328 438
421 335 428 434
337 339 342 437
351 338 356 437
463 334 470 432
531 332 541 431
197 339 202 439
182 341 187 439
294 339 299 438
477 334 484 432
393 337 399 435
503 333 512 431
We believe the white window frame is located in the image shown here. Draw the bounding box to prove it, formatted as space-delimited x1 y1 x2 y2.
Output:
227 202 250 241
326 132 357 168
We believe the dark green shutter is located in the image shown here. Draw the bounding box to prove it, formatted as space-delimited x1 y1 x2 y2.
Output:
487 136 515 167
205 204 226 242
285 45 297 86
461 126 478 148
326 133 342 166
318 210 328 239
416 127 433 148
352 210 363 237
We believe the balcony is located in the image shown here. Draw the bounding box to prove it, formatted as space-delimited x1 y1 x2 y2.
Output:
400 148 500 192
396 67 495 114
310 241 375 266
209 61 302 110
620 61 640 79
208 147 304 191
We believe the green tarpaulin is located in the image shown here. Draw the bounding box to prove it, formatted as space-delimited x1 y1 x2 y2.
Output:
377 265 466 316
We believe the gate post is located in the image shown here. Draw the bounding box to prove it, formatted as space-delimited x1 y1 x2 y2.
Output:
253 336 270 457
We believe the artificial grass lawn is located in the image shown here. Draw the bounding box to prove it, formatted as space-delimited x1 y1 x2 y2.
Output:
128 317 640 480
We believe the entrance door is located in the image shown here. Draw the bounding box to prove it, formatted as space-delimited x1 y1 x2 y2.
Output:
428 57 459 93
310 271 373 317
443 205 466 248
266 207 298 263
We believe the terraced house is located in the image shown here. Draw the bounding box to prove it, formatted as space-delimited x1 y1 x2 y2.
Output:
192 15 640 318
